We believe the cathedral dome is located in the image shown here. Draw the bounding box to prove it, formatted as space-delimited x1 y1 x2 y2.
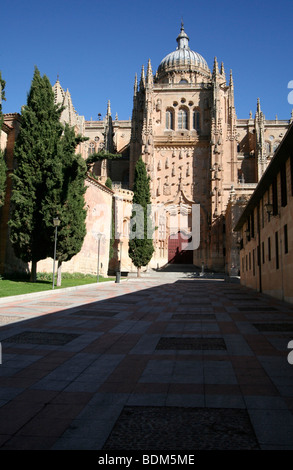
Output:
157 24 210 78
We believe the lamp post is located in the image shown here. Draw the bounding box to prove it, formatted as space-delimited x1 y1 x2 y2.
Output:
96 232 102 283
92 231 103 282
115 236 122 283
52 217 60 289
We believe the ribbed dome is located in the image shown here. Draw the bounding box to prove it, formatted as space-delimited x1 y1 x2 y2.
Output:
157 24 209 76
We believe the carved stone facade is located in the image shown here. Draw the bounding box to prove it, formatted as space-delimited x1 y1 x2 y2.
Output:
127 24 291 272
1 24 292 276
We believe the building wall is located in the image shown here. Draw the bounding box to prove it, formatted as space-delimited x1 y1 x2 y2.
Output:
238 152 293 304
37 177 115 277
1 30 292 278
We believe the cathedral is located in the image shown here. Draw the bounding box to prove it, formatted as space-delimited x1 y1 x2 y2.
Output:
1 24 292 276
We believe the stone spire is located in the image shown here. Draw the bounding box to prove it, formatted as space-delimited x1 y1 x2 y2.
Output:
146 59 153 88
104 100 114 154
220 62 226 83
140 65 145 90
134 73 138 95
176 21 190 50
212 57 220 80
107 99 111 117
229 69 234 89
255 98 266 179
256 97 261 115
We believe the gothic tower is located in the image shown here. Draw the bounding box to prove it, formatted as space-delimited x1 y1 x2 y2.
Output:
129 23 239 271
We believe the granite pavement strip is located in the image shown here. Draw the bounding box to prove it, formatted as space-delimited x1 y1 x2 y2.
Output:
0 272 293 450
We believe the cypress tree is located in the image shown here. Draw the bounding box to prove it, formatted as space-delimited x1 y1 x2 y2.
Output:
0 72 6 208
128 156 154 276
9 67 64 281
52 123 87 286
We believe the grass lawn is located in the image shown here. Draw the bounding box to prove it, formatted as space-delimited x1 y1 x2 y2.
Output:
0 273 115 298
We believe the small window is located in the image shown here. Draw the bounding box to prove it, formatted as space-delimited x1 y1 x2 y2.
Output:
166 109 174 130
178 108 188 130
250 212 255 238
193 110 200 132
275 231 279 270
284 224 288 254
268 237 271 261
262 241 265 264
280 162 287 207
265 142 271 155
272 176 278 215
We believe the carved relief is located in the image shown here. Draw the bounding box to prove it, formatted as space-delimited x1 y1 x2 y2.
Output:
163 184 171 196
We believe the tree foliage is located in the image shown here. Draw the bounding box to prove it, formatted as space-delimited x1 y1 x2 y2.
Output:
9 67 64 280
53 124 88 285
128 156 154 275
85 150 121 170
9 67 87 282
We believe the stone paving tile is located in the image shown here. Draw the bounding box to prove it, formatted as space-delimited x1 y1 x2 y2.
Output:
0 275 292 450
102 406 260 450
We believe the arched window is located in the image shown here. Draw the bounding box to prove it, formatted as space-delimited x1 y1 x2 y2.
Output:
88 141 95 156
265 142 271 155
193 110 200 131
178 108 188 130
166 109 174 130
179 79 188 84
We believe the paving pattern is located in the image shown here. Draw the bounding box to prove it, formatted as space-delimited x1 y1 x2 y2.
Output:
0 273 293 450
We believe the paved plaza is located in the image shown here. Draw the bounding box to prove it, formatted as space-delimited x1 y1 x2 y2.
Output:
0 270 293 450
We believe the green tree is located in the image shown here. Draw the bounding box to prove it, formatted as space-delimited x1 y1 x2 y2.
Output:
128 156 154 277
105 177 112 189
0 72 7 207
9 67 64 281
52 123 88 286
85 150 121 170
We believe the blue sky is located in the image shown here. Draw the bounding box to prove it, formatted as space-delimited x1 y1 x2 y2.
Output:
1 0 293 121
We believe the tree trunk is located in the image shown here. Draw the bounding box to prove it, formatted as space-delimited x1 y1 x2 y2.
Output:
137 266 141 278
30 261 37 282
57 260 62 287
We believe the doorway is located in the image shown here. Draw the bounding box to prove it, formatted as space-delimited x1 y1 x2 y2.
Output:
168 231 193 264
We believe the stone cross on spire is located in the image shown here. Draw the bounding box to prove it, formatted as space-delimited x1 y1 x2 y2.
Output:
176 21 190 50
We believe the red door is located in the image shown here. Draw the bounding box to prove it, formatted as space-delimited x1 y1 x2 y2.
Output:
168 232 193 264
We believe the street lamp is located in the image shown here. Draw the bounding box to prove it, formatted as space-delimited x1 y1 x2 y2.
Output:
52 217 60 289
265 203 274 219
